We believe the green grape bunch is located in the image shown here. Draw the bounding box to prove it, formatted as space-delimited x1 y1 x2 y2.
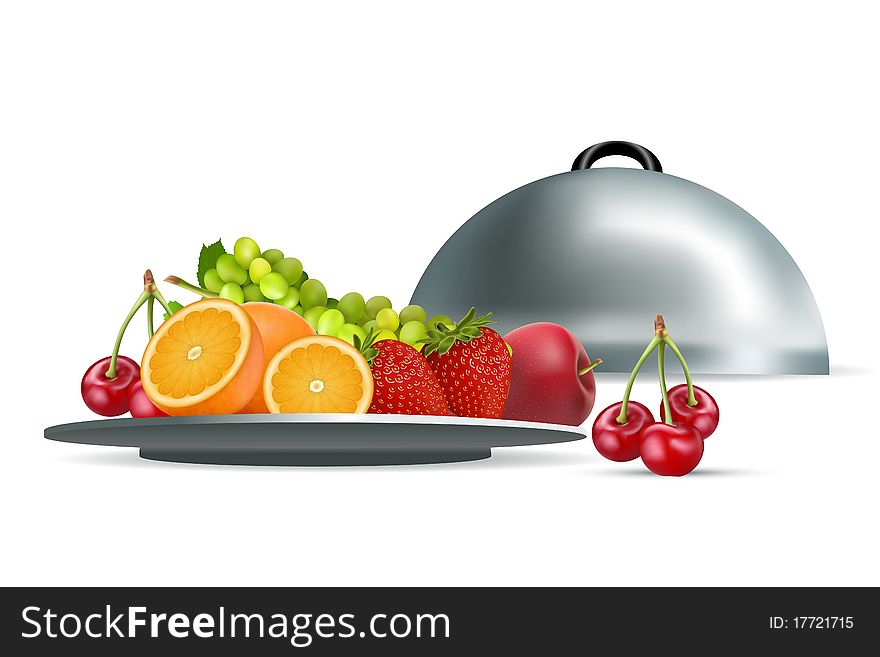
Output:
165 236 450 352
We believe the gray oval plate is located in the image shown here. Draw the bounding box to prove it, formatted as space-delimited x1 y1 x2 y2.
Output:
44 414 585 466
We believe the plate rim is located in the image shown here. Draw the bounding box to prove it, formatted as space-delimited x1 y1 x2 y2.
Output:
45 413 586 436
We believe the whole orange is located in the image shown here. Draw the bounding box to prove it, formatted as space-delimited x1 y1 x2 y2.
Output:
239 302 316 413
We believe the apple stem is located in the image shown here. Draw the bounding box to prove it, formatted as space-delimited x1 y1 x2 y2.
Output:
658 342 673 425
578 358 603 376
616 335 662 424
663 334 698 407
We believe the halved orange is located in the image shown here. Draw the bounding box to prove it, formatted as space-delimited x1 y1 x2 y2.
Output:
263 335 373 414
141 298 264 416
238 302 316 413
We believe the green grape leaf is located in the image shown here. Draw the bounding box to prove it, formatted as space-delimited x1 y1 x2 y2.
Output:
197 239 226 288
162 300 185 321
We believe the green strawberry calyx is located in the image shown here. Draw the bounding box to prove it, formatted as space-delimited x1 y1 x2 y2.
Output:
352 329 380 366
419 307 494 357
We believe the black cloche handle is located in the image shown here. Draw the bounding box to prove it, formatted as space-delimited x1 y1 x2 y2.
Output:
571 141 663 173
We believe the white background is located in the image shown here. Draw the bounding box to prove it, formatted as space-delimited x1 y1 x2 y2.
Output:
1 1 878 586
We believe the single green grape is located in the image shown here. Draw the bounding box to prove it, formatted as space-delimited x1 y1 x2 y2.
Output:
242 283 266 302
337 323 367 347
337 292 366 324
219 282 244 304
373 329 398 342
316 309 345 337
259 272 289 301
300 279 328 309
400 320 428 346
303 306 328 329
399 304 427 325
248 257 272 284
216 254 248 285
361 320 377 334
261 248 284 267
376 307 399 332
365 296 392 319
276 286 300 309
233 237 261 269
273 257 304 285
426 314 454 330
292 305 305 317
204 268 224 293
326 297 338 309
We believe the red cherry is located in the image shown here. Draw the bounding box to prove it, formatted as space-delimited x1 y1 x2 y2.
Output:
591 401 654 462
638 422 704 476
81 356 140 417
127 379 168 418
660 384 719 438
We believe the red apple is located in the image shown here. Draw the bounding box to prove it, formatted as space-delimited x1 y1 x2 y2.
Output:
501 323 599 426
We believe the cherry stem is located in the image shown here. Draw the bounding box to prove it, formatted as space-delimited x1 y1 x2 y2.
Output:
146 297 155 338
165 275 218 298
616 336 662 424
144 269 174 318
663 335 697 406
105 290 151 379
578 358 603 376
151 286 175 317
658 342 673 425
106 269 175 379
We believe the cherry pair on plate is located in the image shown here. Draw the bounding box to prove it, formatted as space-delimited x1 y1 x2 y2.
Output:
81 271 169 419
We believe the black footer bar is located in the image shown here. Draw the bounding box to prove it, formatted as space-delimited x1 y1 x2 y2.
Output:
1 586 874 654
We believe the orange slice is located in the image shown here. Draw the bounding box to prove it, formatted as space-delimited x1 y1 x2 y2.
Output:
141 298 264 416
263 335 373 414
238 302 316 413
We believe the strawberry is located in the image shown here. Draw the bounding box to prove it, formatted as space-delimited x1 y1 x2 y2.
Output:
421 308 512 419
355 332 450 416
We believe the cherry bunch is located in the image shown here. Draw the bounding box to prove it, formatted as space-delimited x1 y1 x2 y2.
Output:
80 271 170 418
592 315 719 476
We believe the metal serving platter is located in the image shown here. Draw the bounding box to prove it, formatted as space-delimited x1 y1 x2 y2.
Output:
44 414 585 466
